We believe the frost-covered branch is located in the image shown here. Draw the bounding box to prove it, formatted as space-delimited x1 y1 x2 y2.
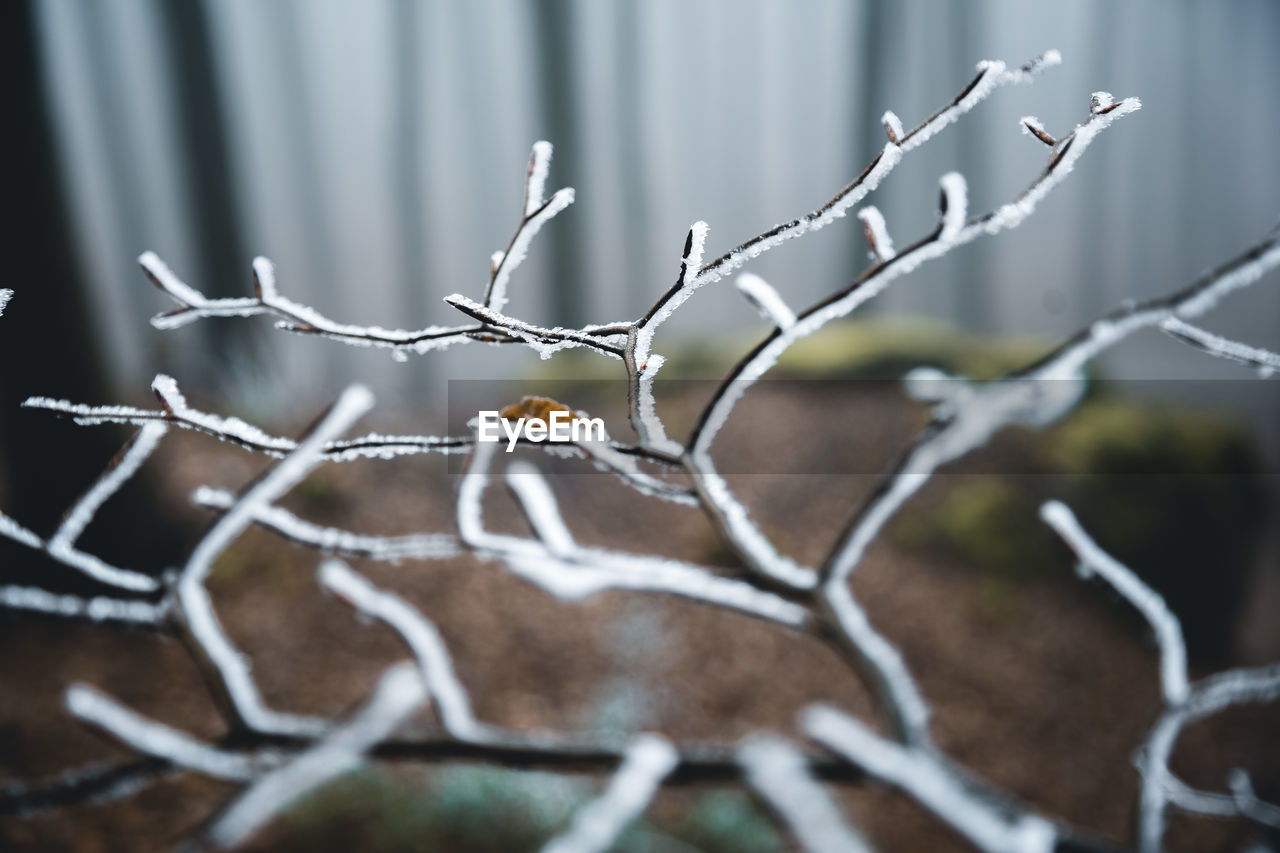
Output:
858 206 896 262
25 373 465 462
485 141 575 314
193 486 459 561
15 47 1276 853
644 50 1061 312
0 584 170 628
820 217 1279 597
541 734 678 853
803 706 1060 853
25 375 692 505
318 561 483 740
735 273 796 330
141 142 593 361
1036 504 1280 847
1160 316 1280 376
66 685 267 782
689 95 1140 599
144 252 484 357
45 422 168 592
444 293 628 359
1040 501 1188 704
621 51 1059 458
1135 665 1280 852
0 423 165 596
174 385 374 738
458 441 810 628
1225 769 1280 828
200 662 427 850
739 735 873 853
818 583 932 747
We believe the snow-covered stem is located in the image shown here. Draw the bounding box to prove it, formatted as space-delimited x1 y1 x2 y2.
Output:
739 735 873 853
25 374 466 461
0 585 170 628
659 51 1062 298
1036 505 1280 847
504 460 579 558
818 582 931 746
446 293 626 359
523 140 553 218
681 457 820 591
1020 116 1055 147
689 95 1140 598
25 380 689 502
881 110 903 144
1226 770 1280 828
65 685 267 782
1160 316 1280 376
936 172 968 243
735 273 796 330
0 425 166 595
1135 665 1280 852
623 329 683 456
803 705 1060 853
49 422 167 552
0 508 163 599
175 385 374 738
857 206 896 262
483 188 575 315
541 734 678 853
318 561 483 740
1040 501 1188 704
457 439 811 628
144 252 484 357
1160 771 1280 830
44 422 168 593
484 141 574 313
202 662 427 850
821 201 1278 594
193 486 459 560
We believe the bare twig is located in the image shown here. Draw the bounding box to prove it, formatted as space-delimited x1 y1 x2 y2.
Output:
66 685 270 782
739 735 874 853
193 487 459 561
1160 316 1280 376
804 705 1060 853
1135 665 1280 852
0 424 165 594
174 385 375 738
458 441 811 628
1041 501 1188 704
0 584 170 629
541 734 678 853
200 662 427 850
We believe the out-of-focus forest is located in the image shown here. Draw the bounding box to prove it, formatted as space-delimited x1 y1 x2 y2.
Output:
1 2 1278 851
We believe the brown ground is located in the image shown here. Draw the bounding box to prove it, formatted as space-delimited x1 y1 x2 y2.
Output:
1 383 1276 851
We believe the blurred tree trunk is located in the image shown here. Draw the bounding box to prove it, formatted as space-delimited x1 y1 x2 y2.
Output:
532 0 586 327
391 0 432 348
152 0 254 387
614 0 652 317
0 0 184 587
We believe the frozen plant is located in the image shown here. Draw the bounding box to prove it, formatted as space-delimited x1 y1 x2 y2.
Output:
3 51 1279 852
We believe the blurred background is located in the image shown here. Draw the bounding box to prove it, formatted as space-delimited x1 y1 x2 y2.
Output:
8 0 1280 403
3 1 1280 850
